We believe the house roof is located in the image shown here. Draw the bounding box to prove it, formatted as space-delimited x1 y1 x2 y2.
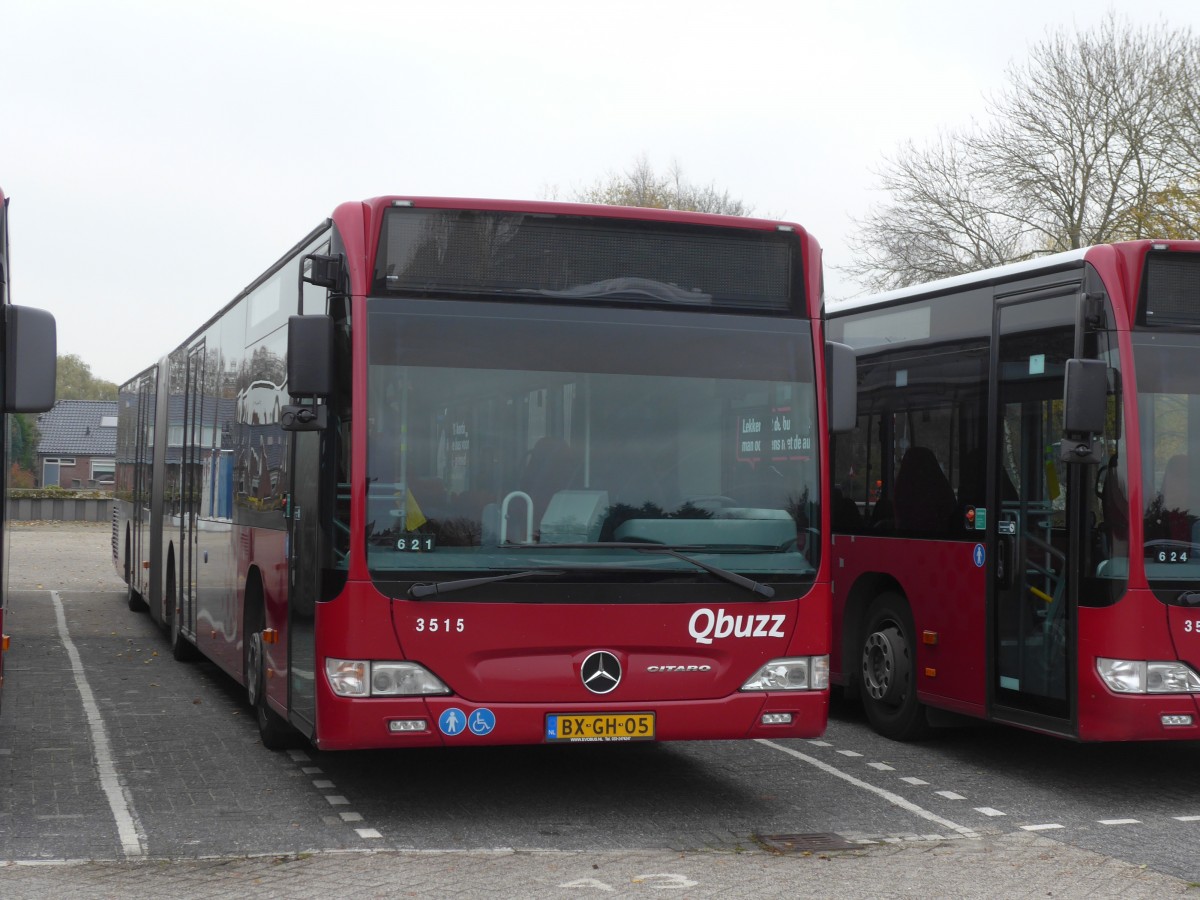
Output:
36 399 118 456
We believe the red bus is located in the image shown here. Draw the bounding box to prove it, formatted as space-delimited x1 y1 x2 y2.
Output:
0 186 58 708
828 240 1200 742
114 196 854 750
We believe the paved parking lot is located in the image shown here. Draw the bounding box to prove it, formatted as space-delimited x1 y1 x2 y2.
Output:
1 523 1195 897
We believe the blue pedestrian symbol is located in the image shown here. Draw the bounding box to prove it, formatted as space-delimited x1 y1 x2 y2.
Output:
468 708 496 736
973 543 986 568
439 707 467 736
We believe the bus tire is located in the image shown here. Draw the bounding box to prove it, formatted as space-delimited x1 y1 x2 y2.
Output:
859 592 932 741
127 584 147 613
247 629 293 750
170 599 199 662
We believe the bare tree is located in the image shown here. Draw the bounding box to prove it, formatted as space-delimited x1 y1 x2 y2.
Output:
847 14 1200 292
567 154 753 216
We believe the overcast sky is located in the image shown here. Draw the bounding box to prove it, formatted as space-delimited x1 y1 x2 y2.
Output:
4 0 1197 385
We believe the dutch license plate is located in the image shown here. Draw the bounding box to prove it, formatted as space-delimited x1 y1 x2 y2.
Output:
545 712 655 742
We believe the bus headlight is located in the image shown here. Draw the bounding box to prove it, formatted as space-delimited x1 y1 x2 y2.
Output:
1096 658 1200 694
325 659 451 697
741 656 829 691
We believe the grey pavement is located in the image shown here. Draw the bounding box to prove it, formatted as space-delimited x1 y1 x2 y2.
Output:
1 523 1196 898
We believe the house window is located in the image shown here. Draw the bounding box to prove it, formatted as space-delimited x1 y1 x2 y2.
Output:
42 457 76 488
92 458 116 484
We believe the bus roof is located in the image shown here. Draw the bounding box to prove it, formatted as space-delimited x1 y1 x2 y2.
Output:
828 246 1093 316
356 195 811 236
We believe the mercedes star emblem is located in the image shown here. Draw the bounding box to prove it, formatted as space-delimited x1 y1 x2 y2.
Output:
580 650 622 695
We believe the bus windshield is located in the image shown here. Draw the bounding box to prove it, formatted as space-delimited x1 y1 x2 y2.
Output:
1134 332 1200 597
365 299 819 583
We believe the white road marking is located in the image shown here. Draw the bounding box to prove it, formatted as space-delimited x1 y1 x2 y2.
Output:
1021 824 1064 832
325 795 350 806
1174 815 1200 822
51 591 147 859
836 750 864 757
935 791 965 800
339 812 364 822
756 740 978 839
975 808 1006 817
868 762 895 771
901 777 928 786
355 828 383 839
313 780 336 789
1098 818 1141 825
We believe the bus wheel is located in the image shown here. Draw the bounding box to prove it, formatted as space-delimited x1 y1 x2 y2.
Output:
127 584 147 613
247 629 293 750
859 592 931 741
170 601 199 662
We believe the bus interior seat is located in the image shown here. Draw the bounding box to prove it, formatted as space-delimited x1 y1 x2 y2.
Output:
518 437 581 526
539 490 610 543
894 446 957 534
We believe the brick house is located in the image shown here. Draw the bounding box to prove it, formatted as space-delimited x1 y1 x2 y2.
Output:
35 399 118 489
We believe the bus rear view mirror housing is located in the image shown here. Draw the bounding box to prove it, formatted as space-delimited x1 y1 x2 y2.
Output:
287 315 334 398
826 341 857 433
283 314 333 432
1060 358 1107 464
5 304 56 413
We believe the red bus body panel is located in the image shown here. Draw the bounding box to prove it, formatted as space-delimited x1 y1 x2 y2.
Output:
832 534 988 717
311 579 831 750
1077 593 1200 740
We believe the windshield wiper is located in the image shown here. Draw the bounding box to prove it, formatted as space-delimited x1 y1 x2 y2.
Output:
408 569 565 599
504 542 775 599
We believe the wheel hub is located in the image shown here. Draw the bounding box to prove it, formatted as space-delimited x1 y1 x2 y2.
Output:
247 632 262 707
862 626 906 703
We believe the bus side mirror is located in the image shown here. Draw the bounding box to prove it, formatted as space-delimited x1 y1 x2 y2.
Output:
5 304 56 413
826 341 857 434
283 315 333 432
302 253 344 291
286 315 333 399
1061 358 1107 464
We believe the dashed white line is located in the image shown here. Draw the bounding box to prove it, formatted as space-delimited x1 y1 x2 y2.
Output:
836 750 864 758
52 591 147 859
286 752 387 843
975 808 1006 817
808 740 832 747
1098 818 1141 826
1021 824 1064 832
868 762 895 771
1174 815 1200 822
935 791 965 801
901 777 929 786
756 740 979 839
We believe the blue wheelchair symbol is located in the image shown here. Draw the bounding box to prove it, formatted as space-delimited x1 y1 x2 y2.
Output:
468 708 496 736
438 707 467 736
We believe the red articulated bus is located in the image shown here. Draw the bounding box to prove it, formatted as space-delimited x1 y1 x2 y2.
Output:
0 187 58 711
114 196 854 751
828 240 1200 742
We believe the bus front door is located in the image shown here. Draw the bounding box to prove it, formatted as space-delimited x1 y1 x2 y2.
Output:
991 290 1078 730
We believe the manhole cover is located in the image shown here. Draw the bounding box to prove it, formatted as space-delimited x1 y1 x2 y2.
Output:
756 833 860 853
